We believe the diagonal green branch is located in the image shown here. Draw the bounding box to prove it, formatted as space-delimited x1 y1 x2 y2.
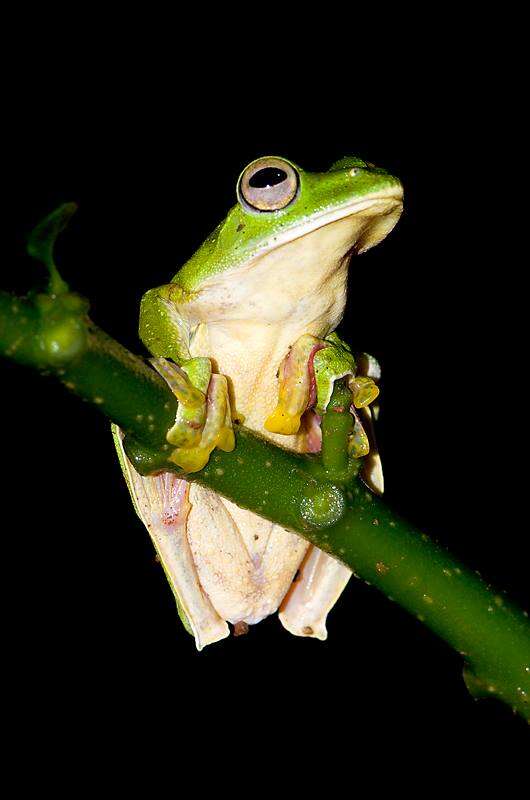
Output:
1 207 529 720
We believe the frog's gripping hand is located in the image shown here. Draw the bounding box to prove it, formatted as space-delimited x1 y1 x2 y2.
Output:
265 332 379 458
153 357 235 473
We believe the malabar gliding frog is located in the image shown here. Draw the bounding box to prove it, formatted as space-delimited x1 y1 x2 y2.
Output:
113 156 403 649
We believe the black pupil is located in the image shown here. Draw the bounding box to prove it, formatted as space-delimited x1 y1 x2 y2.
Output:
249 167 287 189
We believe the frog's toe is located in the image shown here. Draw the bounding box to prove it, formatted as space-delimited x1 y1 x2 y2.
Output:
264 334 322 435
349 409 371 457
264 407 303 436
349 375 380 408
170 373 235 472
153 359 235 473
152 357 211 449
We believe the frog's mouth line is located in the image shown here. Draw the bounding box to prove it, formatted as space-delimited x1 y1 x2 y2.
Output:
188 186 404 306
191 188 404 309
255 186 404 262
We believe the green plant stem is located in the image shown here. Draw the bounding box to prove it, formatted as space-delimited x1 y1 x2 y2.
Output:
0 291 177 447
320 379 353 477
1 287 529 720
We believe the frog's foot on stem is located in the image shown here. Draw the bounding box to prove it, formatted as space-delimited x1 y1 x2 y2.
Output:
264 332 379 457
279 546 353 640
152 357 235 473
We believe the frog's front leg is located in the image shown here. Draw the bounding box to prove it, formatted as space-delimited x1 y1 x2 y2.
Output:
264 331 379 457
152 358 235 473
140 286 235 473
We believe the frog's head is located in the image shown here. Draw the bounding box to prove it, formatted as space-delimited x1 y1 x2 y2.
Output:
174 155 403 311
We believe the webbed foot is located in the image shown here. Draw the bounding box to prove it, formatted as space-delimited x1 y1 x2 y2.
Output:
153 357 235 472
264 332 379 457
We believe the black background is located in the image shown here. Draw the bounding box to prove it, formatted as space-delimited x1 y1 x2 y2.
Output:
2 35 529 760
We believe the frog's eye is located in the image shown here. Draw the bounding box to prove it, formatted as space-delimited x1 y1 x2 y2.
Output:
238 157 299 211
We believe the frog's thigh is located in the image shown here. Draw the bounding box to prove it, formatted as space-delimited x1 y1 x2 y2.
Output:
220 497 310 620
279 547 352 640
258 524 311 616
114 431 229 650
187 487 309 625
186 485 262 624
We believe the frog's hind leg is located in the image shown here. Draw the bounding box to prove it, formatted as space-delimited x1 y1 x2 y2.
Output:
278 413 383 639
277 348 384 639
112 426 229 650
279 547 352 640
185 487 309 626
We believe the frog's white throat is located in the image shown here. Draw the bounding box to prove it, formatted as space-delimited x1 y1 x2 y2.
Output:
189 194 402 330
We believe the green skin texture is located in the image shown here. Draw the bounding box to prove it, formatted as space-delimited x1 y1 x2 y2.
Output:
1 197 530 721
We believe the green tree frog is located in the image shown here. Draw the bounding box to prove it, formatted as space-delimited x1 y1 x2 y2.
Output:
113 155 403 649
